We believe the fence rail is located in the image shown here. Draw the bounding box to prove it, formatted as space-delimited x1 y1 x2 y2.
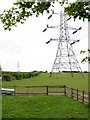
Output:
2 85 90 106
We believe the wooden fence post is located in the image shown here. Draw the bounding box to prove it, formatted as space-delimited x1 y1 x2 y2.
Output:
14 85 16 95
82 90 84 102
77 89 78 100
46 86 48 95
71 88 73 98
28 86 30 95
88 92 90 107
64 85 66 95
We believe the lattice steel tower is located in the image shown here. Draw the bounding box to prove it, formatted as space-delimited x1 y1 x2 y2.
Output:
43 5 84 78
17 61 20 72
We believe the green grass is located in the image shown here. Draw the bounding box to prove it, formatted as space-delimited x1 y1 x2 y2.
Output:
2 73 88 91
2 73 88 118
2 95 88 118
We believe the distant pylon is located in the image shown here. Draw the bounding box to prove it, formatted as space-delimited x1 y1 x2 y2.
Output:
43 5 84 78
17 61 20 72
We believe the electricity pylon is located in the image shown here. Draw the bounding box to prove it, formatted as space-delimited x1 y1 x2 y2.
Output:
43 6 84 78
17 61 20 72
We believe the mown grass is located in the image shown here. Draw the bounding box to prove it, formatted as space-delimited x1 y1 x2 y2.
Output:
2 73 89 118
2 72 88 91
2 95 88 118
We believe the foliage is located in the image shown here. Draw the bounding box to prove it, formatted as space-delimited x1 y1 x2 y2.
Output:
2 71 40 80
2 74 13 81
80 49 90 64
15 72 23 80
0 1 89 31
0 1 51 31
64 2 89 21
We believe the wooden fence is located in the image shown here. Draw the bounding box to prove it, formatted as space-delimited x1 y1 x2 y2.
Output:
65 86 89 105
2 85 90 106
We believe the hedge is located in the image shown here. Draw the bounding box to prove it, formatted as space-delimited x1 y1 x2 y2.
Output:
2 71 41 81
2 74 13 81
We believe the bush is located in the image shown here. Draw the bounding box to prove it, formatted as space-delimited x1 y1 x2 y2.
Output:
84 71 87 73
2 71 40 81
23 73 29 78
2 74 13 81
15 73 23 80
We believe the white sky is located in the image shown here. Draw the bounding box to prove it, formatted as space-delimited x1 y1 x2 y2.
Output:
0 0 88 72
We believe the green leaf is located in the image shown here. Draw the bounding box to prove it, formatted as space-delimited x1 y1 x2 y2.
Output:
8 28 11 31
12 7 14 11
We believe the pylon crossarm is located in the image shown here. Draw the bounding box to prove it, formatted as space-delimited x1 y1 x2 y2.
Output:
47 25 79 31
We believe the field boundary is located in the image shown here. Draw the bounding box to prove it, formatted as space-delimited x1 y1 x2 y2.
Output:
2 85 90 106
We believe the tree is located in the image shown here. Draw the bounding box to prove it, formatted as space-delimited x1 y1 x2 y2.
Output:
0 1 51 31
64 2 89 21
0 0 89 30
0 0 89 63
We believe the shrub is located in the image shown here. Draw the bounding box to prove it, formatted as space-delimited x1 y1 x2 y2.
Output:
2 74 13 81
23 73 29 78
2 71 40 81
84 71 87 73
15 73 23 80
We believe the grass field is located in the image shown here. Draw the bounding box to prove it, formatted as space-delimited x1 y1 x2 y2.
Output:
2 72 88 91
2 95 88 118
2 72 89 118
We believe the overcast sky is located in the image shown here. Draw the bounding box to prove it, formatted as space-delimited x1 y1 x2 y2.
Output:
0 0 88 72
